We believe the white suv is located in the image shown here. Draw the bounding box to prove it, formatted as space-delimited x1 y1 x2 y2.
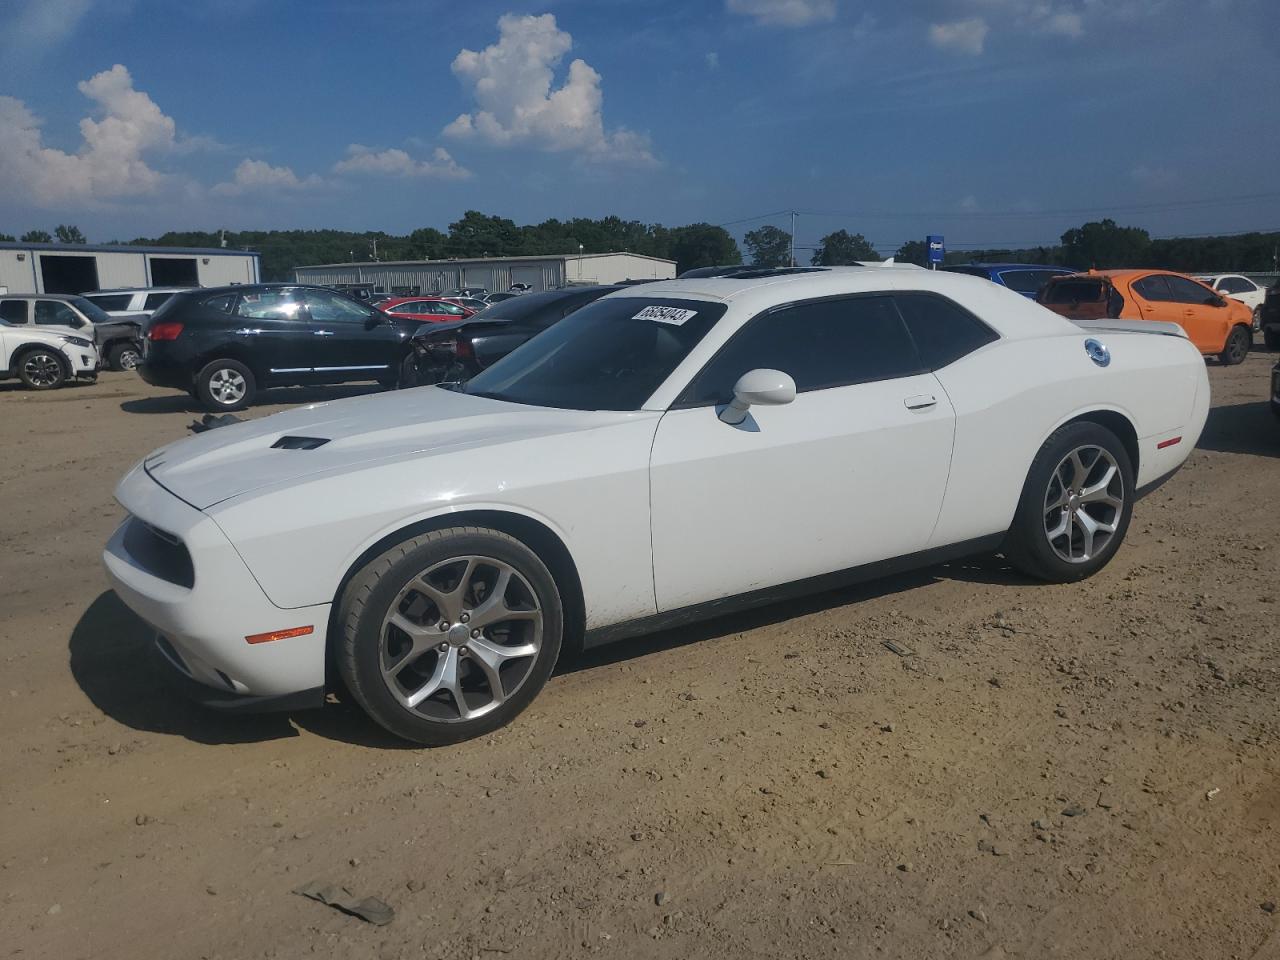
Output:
0 323 98 390
1197 274 1266 330
82 287 188 318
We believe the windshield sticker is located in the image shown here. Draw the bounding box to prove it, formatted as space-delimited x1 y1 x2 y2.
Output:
633 305 697 326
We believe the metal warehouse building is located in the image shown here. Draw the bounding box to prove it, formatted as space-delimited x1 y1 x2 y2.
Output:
0 242 260 296
294 252 676 295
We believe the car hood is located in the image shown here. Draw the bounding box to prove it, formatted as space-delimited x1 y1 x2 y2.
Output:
143 386 640 510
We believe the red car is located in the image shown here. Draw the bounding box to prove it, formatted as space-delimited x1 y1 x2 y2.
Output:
378 297 475 323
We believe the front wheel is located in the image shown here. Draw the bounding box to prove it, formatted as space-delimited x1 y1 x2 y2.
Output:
18 349 67 390
1219 325 1251 365
1004 421 1135 583
338 527 563 745
195 358 255 411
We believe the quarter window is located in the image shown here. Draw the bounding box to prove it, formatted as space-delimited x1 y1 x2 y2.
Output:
679 296 922 406
86 294 133 311
144 292 174 311
0 300 29 325
895 293 999 370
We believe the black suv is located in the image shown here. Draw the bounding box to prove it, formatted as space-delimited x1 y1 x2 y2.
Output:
1261 282 1280 351
410 285 619 386
139 284 424 411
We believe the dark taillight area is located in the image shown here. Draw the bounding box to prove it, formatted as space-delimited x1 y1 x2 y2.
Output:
122 517 195 588
429 337 474 359
148 321 184 341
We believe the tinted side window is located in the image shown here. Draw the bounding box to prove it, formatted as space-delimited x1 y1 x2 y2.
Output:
1132 276 1173 301
1166 276 1216 304
235 289 303 320
35 301 81 326
87 294 132 311
1043 279 1103 304
679 296 921 406
303 290 376 323
895 293 999 370
202 294 237 314
0 300 29 325
998 269 1058 294
144 292 174 311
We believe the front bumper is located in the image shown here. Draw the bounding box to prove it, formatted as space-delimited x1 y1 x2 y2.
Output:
102 462 331 705
65 345 98 380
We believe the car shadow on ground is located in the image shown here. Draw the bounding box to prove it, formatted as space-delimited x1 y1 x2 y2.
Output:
69 591 413 749
1197 400 1280 459
119 382 386 415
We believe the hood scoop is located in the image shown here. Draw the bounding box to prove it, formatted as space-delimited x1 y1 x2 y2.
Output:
271 436 331 450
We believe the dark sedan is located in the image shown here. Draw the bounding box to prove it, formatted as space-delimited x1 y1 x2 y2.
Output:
409 285 619 386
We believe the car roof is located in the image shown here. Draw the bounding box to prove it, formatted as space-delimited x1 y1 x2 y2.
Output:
85 286 192 294
0 293 82 301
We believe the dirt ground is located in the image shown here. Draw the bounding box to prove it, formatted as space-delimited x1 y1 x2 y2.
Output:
2 348 1278 960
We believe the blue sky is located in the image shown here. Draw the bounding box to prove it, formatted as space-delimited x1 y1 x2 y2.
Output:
0 0 1276 255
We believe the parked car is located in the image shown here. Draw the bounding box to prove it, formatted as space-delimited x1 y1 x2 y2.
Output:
104 268 1209 745
137 284 424 412
0 293 143 371
449 287 489 298
482 292 520 304
82 287 187 319
1038 270 1254 364
443 296 489 314
379 298 476 323
1196 274 1266 330
410 286 620 386
1272 359 1280 422
1255 283 1280 350
943 263 1076 299
0 322 98 390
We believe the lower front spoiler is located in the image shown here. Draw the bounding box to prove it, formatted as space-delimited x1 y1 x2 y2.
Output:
156 636 325 714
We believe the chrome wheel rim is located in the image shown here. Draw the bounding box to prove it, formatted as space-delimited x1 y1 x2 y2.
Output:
23 353 62 387
208 368 246 404
1043 445 1124 564
118 349 141 371
379 556 542 723
1227 330 1248 363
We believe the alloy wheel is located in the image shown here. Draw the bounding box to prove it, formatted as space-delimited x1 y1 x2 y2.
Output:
23 353 62 388
208 368 247 405
379 556 543 722
1042 445 1124 563
118 349 141 371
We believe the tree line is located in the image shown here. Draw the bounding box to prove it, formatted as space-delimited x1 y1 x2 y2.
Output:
4 215 1276 280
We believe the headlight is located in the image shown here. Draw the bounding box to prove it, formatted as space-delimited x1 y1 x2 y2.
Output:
62 336 93 348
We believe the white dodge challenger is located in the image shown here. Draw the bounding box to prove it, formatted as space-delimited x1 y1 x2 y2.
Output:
104 267 1209 745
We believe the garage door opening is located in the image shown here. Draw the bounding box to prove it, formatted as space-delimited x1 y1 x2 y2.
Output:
149 257 198 287
39 255 100 294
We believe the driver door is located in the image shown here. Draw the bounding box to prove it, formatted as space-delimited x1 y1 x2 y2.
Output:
302 289 402 382
648 295 955 613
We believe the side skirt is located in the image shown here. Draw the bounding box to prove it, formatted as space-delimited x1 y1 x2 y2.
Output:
582 533 1007 651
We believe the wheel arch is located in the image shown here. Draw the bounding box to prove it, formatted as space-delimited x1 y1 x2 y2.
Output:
325 508 587 688
10 342 71 380
1056 407 1140 478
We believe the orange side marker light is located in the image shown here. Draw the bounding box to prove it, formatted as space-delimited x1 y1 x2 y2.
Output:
245 625 314 645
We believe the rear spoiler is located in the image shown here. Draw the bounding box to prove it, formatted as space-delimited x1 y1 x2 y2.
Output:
1070 318 1187 339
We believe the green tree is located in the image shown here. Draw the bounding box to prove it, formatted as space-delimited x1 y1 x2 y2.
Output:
21 229 52 243
445 210 522 259
811 229 879 265
0 232 14 242
744 225 792 267
404 227 447 260
665 224 741 274
54 224 86 244
895 240 928 266
1060 219 1151 270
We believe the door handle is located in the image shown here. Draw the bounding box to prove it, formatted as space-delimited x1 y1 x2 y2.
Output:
313 329 334 337
904 394 937 410
234 328 261 336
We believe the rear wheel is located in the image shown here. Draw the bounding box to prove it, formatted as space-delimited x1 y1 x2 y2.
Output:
1004 422 1134 583
338 526 563 746
1219 325 1250 365
107 341 142 372
195 358 255 411
18 349 67 390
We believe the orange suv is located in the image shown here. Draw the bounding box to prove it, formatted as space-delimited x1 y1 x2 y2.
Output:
1038 269 1253 364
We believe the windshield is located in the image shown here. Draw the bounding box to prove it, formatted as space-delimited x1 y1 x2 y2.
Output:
463 296 726 411
68 296 113 324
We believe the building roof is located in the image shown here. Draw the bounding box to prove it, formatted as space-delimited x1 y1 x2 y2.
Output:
0 241 260 258
296 251 675 270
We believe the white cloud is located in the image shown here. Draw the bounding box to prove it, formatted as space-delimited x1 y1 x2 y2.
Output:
212 158 324 196
0 64 177 207
3 0 94 52
443 13 657 166
333 144 471 180
706 51 720 70
726 0 837 27
959 194 981 211
929 17 989 54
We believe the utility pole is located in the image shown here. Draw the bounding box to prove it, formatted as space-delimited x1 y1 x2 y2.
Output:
790 210 797 267
369 238 379 262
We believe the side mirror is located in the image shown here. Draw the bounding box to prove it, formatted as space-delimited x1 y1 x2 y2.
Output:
365 312 385 328
719 368 796 425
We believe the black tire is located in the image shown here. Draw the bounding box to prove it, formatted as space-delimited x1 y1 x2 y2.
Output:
1218 325 1250 366
195 358 255 412
1265 328 1280 352
107 341 142 372
337 526 563 746
1004 421 1135 583
16 348 67 390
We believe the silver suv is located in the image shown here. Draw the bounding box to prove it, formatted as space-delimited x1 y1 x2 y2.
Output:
82 287 189 318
